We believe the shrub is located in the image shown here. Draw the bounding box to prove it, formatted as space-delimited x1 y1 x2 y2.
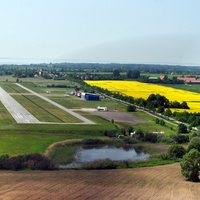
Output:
178 123 188 133
127 105 136 112
81 159 117 170
167 144 186 158
135 129 144 140
128 126 134 134
157 134 175 144
82 138 105 145
143 132 158 143
188 137 200 152
26 153 55 170
159 119 165 126
181 149 200 182
170 134 189 144
123 137 138 144
159 153 170 160
0 153 55 170
155 118 160 124
189 131 200 141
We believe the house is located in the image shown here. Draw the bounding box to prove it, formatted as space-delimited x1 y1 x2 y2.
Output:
159 76 165 80
177 77 200 84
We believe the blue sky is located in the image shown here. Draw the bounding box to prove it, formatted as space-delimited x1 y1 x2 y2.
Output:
0 0 200 64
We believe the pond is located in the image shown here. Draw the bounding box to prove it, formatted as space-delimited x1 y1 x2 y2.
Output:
59 145 150 168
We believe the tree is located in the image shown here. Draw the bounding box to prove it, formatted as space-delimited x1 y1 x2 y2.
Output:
113 69 120 78
188 137 200 152
167 144 186 158
120 128 126 136
128 126 134 135
159 119 165 126
164 108 172 117
170 134 189 144
127 105 136 112
157 106 165 114
181 101 190 109
135 129 144 140
143 132 157 143
178 123 187 133
180 149 200 182
127 69 140 79
155 118 160 124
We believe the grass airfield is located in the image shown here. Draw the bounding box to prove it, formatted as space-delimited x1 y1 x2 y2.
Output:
0 77 117 156
0 76 179 156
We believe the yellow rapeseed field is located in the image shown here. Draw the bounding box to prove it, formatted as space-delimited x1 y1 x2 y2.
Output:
85 80 200 113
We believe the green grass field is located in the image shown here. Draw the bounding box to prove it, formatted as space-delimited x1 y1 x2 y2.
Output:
12 94 81 123
132 111 177 135
0 78 118 155
0 76 180 157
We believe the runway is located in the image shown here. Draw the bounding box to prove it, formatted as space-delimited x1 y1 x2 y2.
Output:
0 84 95 124
0 87 40 123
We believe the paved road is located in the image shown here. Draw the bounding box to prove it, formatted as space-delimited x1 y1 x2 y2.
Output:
0 87 40 123
16 83 95 124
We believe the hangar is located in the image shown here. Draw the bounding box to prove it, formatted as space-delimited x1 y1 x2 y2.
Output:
81 92 100 101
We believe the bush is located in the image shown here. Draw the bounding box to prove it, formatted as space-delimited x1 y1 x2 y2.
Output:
135 129 144 140
170 134 189 144
143 132 158 143
82 138 105 145
157 134 175 144
81 159 117 170
178 123 188 133
0 153 55 170
123 137 138 144
127 105 136 112
159 153 170 160
188 137 200 152
26 153 54 170
189 132 200 141
167 144 186 158
181 149 200 182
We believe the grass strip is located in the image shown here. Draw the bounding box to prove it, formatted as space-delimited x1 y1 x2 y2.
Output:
12 94 81 123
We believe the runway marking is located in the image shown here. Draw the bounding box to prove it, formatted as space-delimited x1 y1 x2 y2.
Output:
0 85 95 125
0 87 40 124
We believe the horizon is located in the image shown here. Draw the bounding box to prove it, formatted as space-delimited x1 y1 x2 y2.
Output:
0 57 200 67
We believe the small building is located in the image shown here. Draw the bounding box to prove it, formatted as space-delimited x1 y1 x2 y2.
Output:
177 77 200 84
148 77 159 80
159 76 165 80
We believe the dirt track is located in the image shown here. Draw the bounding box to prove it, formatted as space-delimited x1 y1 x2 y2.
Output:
92 111 146 124
0 163 199 200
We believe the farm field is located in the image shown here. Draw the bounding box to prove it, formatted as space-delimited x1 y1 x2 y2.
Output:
86 80 200 113
164 83 200 94
0 163 198 200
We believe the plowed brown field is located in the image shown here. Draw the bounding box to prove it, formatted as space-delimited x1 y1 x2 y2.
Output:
0 163 199 200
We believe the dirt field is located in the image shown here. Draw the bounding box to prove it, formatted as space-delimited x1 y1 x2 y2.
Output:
92 111 146 124
0 163 199 200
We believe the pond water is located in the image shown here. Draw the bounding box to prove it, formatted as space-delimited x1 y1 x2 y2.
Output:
59 145 150 168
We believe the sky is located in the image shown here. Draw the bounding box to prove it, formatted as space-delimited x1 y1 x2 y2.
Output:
0 0 200 65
